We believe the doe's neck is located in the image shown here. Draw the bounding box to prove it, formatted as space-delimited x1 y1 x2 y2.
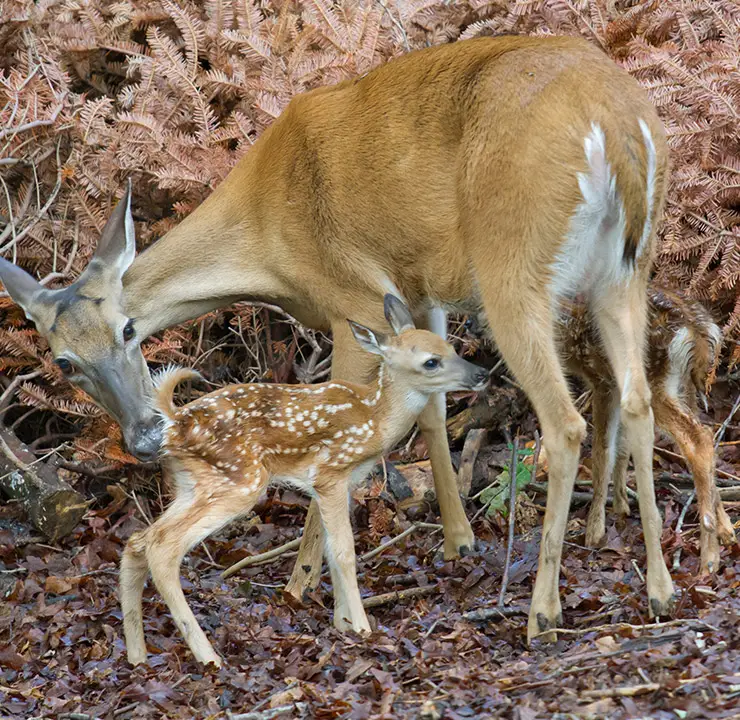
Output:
121 154 288 337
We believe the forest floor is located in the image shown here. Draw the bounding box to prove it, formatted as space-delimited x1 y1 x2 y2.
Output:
1 387 740 720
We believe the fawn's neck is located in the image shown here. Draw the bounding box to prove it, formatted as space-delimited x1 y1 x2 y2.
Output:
362 364 431 450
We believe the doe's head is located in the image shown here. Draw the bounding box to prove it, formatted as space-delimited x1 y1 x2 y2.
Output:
348 295 489 395
0 183 161 461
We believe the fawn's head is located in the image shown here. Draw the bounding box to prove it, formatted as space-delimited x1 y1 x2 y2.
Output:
0 184 161 461
349 295 489 394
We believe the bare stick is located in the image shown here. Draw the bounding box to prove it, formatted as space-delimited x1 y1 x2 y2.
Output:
457 428 486 496
672 489 696 571
222 537 303 579
580 683 660 699
0 99 65 140
498 435 519 607
714 392 740 446
362 584 436 609
463 605 527 622
360 522 442 562
529 617 714 641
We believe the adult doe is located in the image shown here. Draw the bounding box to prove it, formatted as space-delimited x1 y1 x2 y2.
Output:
0 35 673 640
120 296 488 666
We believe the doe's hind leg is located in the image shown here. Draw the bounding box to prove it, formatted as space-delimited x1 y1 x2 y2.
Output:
592 283 675 617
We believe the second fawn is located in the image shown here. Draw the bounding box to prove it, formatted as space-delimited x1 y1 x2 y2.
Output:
559 285 736 572
120 295 488 667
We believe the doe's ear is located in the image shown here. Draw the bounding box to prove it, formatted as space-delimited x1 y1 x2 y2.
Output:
0 256 53 327
87 179 136 283
383 294 415 335
348 320 388 357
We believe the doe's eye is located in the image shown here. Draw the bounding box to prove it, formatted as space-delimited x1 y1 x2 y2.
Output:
55 358 75 375
423 358 441 370
122 320 135 342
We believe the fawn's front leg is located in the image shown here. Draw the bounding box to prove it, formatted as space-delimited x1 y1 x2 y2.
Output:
285 317 382 602
314 471 371 634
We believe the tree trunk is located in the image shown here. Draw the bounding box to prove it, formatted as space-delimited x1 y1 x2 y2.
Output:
0 425 86 541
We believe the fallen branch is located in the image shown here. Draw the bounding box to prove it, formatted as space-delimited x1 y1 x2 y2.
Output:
227 703 304 720
457 428 486 497
672 490 696 571
360 522 441 562
362 584 437 609
580 682 660 699
718 486 740 501
463 605 528 622
529 617 714 641
498 435 520 607
527 481 634 507
222 538 303 579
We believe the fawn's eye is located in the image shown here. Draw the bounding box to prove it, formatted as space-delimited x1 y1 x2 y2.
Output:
55 358 75 376
122 320 135 342
423 357 441 370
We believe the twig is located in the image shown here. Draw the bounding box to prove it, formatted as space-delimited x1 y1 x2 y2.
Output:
714 393 740 446
362 584 437 609
463 605 528 622
0 98 65 140
0 371 42 413
672 490 696 571
529 617 714 641
656 446 740 483
580 683 661 699
498 435 519 607
457 428 486 497
228 704 304 720
222 538 303 579
360 522 442 562
246 681 299 716
631 558 646 583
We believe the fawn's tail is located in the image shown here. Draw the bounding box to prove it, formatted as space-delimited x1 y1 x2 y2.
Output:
151 365 203 421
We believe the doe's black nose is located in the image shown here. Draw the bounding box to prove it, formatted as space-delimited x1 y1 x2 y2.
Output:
130 421 163 463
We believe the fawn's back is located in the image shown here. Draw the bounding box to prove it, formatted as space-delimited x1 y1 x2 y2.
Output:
559 286 721 399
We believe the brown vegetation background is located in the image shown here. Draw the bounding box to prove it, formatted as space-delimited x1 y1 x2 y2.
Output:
0 0 739 470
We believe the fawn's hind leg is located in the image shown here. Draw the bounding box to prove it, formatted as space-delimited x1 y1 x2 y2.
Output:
591 283 675 617
653 392 734 572
586 383 621 546
144 462 267 667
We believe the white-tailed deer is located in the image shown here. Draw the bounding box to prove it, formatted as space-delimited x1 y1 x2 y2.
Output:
558 285 736 572
0 35 674 640
120 295 488 666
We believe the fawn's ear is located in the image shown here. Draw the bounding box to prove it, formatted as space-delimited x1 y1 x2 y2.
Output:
383 294 415 335
348 320 388 356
